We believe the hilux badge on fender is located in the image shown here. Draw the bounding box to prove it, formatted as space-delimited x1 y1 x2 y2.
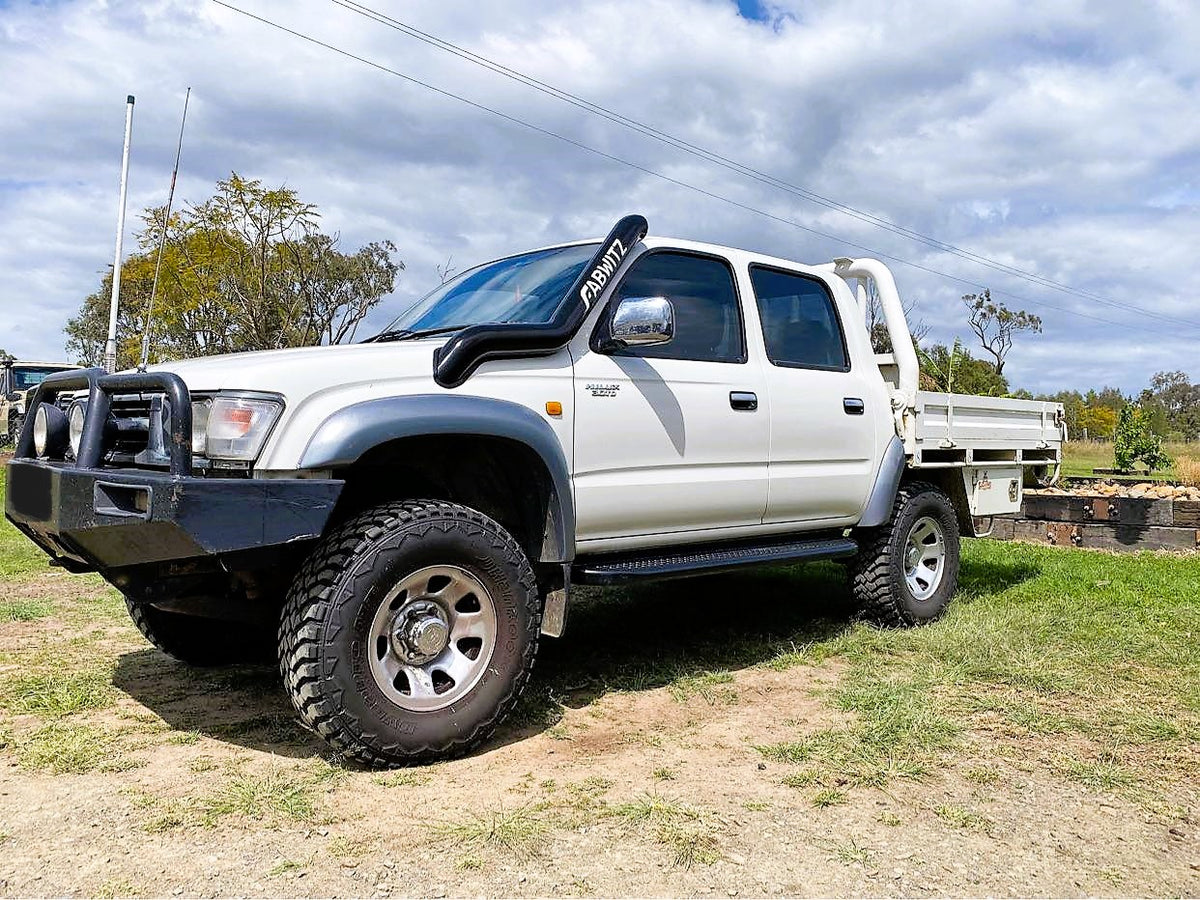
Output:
587 383 620 398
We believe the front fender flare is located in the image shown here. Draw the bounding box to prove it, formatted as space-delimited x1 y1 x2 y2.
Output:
299 394 574 562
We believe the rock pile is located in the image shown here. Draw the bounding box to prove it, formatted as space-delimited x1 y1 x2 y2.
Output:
1030 481 1200 501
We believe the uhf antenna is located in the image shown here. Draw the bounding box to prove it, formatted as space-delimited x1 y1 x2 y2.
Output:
138 86 191 372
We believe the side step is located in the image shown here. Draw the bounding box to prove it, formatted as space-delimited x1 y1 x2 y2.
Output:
573 534 858 585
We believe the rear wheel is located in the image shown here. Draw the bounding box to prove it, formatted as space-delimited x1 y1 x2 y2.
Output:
849 482 960 626
278 500 541 766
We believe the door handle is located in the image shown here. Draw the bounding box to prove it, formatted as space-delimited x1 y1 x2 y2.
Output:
730 391 758 411
843 397 865 415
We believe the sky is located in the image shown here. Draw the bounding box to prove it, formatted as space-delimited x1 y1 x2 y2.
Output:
1 0 1198 395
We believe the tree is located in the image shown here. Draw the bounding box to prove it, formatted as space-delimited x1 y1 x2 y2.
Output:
917 340 1009 396
65 173 402 369
1077 404 1118 439
1141 370 1200 440
863 280 931 354
961 289 1042 376
1113 403 1171 472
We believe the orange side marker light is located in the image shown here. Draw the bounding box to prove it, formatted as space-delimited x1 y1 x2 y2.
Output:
545 401 563 417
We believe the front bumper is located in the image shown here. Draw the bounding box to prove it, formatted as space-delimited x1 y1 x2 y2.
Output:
5 458 342 571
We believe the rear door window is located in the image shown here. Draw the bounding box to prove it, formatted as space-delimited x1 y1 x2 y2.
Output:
749 266 849 371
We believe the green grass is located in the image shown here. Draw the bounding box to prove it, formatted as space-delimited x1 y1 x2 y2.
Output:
16 721 137 773
934 803 993 833
0 597 53 622
611 794 721 867
1 669 115 716
429 805 548 858
1062 438 1196 480
758 541 1200 798
528 540 1198 806
0 465 46 578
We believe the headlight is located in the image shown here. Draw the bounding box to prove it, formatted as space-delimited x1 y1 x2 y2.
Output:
204 396 282 461
68 400 87 458
33 403 69 458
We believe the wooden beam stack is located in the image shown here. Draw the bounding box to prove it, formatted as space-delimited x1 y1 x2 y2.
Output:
989 493 1200 552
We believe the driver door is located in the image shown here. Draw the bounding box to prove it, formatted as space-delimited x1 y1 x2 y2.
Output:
571 250 770 546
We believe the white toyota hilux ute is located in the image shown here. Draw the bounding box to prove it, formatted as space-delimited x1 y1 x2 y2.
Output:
6 215 1064 765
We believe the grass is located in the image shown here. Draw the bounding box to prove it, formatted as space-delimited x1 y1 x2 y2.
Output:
429 805 547 859
16 721 137 773
198 768 318 824
137 762 332 832
2 669 115 716
0 597 53 621
1062 437 1197 480
826 837 874 866
1059 751 1139 791
0 465 46 578
612 794 722 867
528 539 1198 811
934 803 993 833
811 788 847 807
668 670 737 705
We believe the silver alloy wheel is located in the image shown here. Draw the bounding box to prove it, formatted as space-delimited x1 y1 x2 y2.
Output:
903 515 946 602
368 565 497 712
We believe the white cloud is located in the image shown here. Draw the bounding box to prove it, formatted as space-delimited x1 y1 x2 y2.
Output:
0 0 1198 394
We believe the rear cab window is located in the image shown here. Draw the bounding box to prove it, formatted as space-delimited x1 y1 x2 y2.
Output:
749 265 850 371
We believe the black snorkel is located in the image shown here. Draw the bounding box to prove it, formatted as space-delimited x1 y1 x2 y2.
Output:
432 214 648 389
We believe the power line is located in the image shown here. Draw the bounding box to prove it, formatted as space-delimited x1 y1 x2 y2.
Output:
208 1 1190 339
329 0 1200 332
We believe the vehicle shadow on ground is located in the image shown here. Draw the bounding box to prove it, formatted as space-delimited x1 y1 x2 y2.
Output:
112 554 1041 763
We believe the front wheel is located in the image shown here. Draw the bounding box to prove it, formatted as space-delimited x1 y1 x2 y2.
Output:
849 482 960 626
278 500 541 766
4 412 21 447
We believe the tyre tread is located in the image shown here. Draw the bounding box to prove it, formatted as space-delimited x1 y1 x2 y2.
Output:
277 499 540 766
849 481 953 628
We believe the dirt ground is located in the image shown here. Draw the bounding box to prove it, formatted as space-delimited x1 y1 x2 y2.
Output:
0 563 1196 898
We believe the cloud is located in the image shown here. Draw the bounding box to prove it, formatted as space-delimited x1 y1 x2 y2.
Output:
0 0 1197 394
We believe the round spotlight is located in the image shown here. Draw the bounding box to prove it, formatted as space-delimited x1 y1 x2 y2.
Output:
33 406 48 456
68 400 87 459
32 403 69 459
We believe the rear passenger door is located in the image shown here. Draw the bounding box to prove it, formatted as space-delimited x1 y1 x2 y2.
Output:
750 265 877 526
571 250 770 544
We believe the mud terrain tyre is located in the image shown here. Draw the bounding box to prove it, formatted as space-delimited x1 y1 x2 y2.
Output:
4 411 21 448
278 500 541 766
124 596 273 666
849 481 960 627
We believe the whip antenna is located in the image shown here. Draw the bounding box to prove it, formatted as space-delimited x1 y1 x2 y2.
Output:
138 86 191 372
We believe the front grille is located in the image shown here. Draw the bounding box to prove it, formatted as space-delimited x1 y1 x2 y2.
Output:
108 394 154 458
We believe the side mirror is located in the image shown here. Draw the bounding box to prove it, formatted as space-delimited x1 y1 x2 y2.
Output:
607 296 674 350
5 392 18 402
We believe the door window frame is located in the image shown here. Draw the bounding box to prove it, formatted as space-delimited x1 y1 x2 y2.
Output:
748 263 853 373
590 248 749 365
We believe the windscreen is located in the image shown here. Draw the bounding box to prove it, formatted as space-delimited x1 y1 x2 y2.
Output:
376 244 599 337
12 367 72 391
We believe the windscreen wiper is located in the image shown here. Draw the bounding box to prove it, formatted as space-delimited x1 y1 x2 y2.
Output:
366 325 466 344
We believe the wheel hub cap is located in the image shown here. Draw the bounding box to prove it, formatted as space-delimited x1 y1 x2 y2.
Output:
390 600 450 664
903 515 947 603
368 565 497 712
